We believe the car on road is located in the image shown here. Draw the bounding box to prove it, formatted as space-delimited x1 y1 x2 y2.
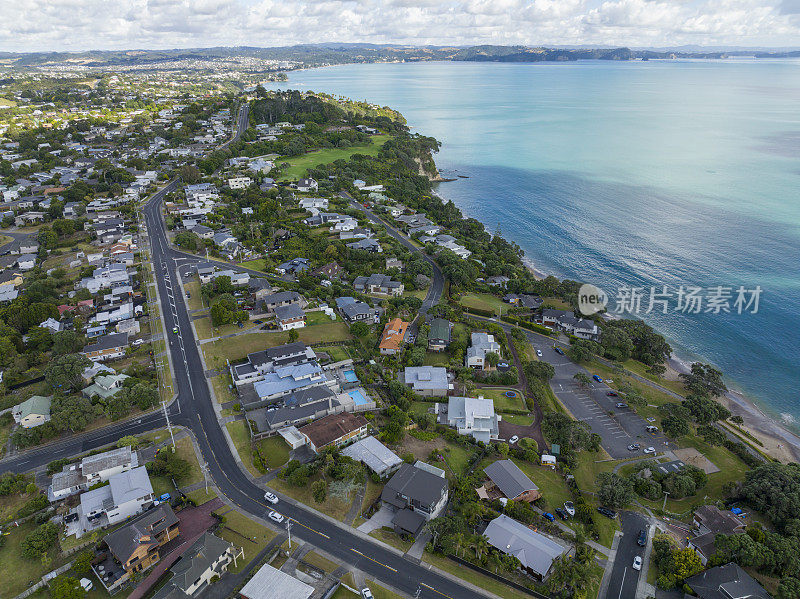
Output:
627 443 641 451
543 512 555 522
508 435 519 444
638 529 648 547
536 349 543 357
186 292 191 298
264 492 278 504
132 339 144 347
632 556 643 571
564 501 575 517
615 402 629 408
361 588 374 599
553 346 565 355
644 446 656 454
172 327 178 334
555 507 568 520
268 511 284 523
597 506 617 519
606 391 618 397
593 375 603 382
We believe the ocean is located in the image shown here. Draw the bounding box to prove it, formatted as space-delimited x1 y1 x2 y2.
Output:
266 59 800 428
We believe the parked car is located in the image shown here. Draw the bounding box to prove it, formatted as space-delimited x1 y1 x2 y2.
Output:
593 375 603 382
543 512 555 522
186 292 191 298
627 443 641 451
615 402 628 408
132 339 144 347
564 501 575 517
597 506 617 519
508 435 519 444
553 346 565 355
632 556 642 571
268 511 284 523
646 425 659 433
638 529 648 547
361 588 374 599
536 349 543 357
264 492 278 504
606 391 618 397
644 446 656 454
555 508 568 520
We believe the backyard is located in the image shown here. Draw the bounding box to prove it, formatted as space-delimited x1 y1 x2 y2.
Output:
474 387 527 412
1 520 69 597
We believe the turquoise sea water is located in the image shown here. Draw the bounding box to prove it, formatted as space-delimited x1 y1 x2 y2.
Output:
267 60 800 427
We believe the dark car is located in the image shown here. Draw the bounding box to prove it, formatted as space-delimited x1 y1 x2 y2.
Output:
555 508 568 520
593 375 603 383
606 391 619 397
553 346 565 355
543 512 555 522
638 529 648 547
597 506 617 519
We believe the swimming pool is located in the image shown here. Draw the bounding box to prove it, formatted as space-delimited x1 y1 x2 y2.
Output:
343 369 358 383
348 389 369 406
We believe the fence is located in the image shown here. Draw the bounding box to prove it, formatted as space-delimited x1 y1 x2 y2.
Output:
12 560 74 599
447 554 551 599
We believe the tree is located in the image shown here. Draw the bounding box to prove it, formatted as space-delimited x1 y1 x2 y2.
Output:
777 577 800 599
596 472 634 508
524 360 554 381
568 339 598 363
51 395 102 432
287 329 299 343
45 354 91 391
349 322 370 338
740 463 800 530
497 442 509 458
52 330 83 356
680 362 727 397
672 548 703 581
72 550 94 576
117 435 139 449
661 413 690 438
21 522 59 559
49 576 86 599
485 351 500 368
573 372 591 387
311 480 327 503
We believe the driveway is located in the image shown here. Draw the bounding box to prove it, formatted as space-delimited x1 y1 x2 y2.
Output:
356 504 394 534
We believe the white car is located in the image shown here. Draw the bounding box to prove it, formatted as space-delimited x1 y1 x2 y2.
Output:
643 446 656 454
264 492 278 504
132 339 144 347
361 588 374 599
632 556 642 571
79 579 93 592
536 349 543 357
508 435 519 444
564 501 575 517
268 510 284 524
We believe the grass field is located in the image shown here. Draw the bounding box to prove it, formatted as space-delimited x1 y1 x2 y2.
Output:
423 352 451 367
315 344 351 362
183 279 203 310
211 373 236 404
226 420 260 476
269 475 353 521
277 135 390 181
1 520 68 597
194 315 259 340
476 387 527 411
422 552 536 599
203 324 352 366
368 527 414 553
238 259 268 271
255 436 291 469
216 509 276 572
503 414 535 425
460 292 507 316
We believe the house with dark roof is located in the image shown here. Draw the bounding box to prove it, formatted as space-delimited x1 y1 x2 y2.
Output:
354 273 404 296
102 504 180 575
152 533 241 599
478 459 540 503
346 237 382 253
81 332 129 362
685 562 770 599
274 304 305 331
299 412 368 453
335 297 379 323
689 505 747 565
381 462 449 536
428 318 451 352
483 514 568 580
259 291 306 314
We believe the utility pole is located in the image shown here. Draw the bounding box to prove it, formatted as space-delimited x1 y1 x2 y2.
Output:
163 394 176 448
663 490 670 511
286 519 293 555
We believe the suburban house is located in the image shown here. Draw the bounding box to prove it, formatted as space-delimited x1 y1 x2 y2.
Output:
342 436 403 478
152 533 241 599
379 318 409 355
275 258 309 276
353 273 404 296
239 563 314 599
230 342 318 388
274 304 306 331
102 504 180 577
382 462 449 537
435 396 500 443
299 412 369 453
258 291 306 314
12 395 52 428
50 446 139 501
83 373 130 400
228 176 253 189
688 505 747 565
401 366 452 397
503 294 543 310
477 460 541 503
295 178 318 192
82 332 129 362
77 466 154 533
483 514 568 580
310 262 343 280
346 238 382 253
428 318 452 351
685 563 770 599
465 332 501 369
336 297 379 323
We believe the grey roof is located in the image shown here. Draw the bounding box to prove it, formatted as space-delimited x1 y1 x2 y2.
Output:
484 514 567 577
240 564 314 599
82 446 136 477
263 291 301 305
403 366 449 391
154 533 232 599
109 466 152 505
685 563 770 599
382 463 448 510
392 507 427 536
341 301 372 320
105 504 179 562
82 332 128 353
341 436 402 475
275 304 304 321
484 460 538 500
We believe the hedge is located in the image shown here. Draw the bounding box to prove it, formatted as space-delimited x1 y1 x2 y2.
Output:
500 316 553 336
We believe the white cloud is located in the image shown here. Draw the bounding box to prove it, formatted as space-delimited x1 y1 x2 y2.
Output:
0 0 798 52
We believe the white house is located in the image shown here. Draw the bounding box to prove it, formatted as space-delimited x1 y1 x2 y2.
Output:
228 176 253 190
465 332 501 369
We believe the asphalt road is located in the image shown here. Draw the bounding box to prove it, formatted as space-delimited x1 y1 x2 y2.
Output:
603 511 648 599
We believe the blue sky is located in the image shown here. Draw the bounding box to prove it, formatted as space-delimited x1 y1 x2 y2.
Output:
1 0 799 52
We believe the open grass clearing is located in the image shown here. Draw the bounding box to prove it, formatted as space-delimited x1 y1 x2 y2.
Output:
422 552 535 599
277 135 390 181
2 520 69 597
183 279 203 311
476 387 527 411
302 551 340 574
226 420 260 477
316 344 351 363
194 315 260 340
269 475 353 522
255 436 291 470
368 527 414 553
238 258 267 271
423 352 451 367
211 373 236 404
459 292 507 316
216 509 276 572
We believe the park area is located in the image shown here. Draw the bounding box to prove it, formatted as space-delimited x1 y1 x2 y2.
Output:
277 135 390 180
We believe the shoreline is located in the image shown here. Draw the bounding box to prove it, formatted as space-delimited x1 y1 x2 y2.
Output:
435 177 799 464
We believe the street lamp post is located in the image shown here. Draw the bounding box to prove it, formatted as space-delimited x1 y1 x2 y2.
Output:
663 490 670 511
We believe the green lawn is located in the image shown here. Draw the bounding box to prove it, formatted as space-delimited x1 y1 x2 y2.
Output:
278 135 390 181
255 436 291 469
368 527 414 553
503 414 535 426
239 259 267 271
194 315 259 340
476 387 527 412
215 509 276 572
460 292 507 316
211 373 237 404
423 352 451 367
187 488 218 504
511 459 573 511
431 442 475 478
302 551 340 574
306 310 335 325
204 324 352 366
226 421 260 476
403 288 428 301
184 279 203 311
315 345 351 362
269 475 354 521
364 580 407 599
1 520 68 597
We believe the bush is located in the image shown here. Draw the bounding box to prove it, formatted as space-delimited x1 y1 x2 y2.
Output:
21 522 59 559
312 480 327 503
17 494 49 518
